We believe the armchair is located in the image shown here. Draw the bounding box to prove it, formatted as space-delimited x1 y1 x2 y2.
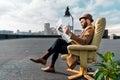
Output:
66 17 106 80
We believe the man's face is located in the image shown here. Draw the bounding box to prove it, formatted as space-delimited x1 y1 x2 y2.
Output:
80 18 88 29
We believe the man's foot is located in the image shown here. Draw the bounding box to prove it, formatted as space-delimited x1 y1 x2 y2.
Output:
30 58 47 65
41 66 55 72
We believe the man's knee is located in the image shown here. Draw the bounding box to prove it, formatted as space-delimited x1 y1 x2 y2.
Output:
56 38 63 43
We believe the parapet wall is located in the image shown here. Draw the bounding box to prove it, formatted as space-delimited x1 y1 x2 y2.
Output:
0 34 61 40
0 34 119 40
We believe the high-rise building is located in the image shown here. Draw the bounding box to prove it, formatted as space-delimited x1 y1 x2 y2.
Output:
44 23 51 35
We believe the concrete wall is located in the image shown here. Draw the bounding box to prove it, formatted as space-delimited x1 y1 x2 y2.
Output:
0 34 120 40
0 34 61 40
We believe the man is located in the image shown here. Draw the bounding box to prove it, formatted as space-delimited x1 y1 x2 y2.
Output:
30 13 94 72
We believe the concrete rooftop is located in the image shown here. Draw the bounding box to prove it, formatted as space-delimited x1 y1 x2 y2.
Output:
0 38 120 80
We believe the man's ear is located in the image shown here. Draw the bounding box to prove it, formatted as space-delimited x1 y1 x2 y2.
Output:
86 19 91 24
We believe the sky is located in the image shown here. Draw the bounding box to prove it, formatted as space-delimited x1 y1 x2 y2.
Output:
0 0 120 34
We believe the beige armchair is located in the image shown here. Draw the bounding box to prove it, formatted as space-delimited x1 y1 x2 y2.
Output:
65 17 106 80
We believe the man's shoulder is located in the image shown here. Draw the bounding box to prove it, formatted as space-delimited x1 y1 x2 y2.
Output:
86 25 95 31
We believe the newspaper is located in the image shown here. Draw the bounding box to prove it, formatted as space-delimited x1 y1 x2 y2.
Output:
56 19 72 43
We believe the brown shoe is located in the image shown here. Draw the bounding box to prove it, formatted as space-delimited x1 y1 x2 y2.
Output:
41 66 55 72
30 58 46 65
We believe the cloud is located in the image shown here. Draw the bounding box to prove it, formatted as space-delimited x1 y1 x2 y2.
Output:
106 24 120 35
0 0 120 33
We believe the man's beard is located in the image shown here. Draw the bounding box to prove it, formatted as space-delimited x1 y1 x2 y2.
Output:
83 21 88 29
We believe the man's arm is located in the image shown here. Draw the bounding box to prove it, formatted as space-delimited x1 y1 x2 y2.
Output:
70 27 94 45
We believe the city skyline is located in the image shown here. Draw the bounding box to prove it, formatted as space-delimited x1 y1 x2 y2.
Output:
0 0 120 35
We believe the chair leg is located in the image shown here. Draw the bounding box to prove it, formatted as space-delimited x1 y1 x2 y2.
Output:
67 51 95 80
68 73 82 80
67 66 87 80
67 68 82 80
84 74 94 80
67 68 80 74
87 72 94 75
67 65 95 80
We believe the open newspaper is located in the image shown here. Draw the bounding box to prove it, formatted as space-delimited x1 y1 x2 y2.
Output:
56 19 72 43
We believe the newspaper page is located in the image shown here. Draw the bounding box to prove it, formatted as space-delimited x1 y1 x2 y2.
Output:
56 19 72 43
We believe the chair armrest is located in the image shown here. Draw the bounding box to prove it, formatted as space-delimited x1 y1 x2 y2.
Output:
67 45 97 51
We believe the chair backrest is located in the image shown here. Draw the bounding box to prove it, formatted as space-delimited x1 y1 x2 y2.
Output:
91 17 106 49
87 18 106 62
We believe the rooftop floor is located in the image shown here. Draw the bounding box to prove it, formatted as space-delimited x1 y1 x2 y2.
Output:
0 38 120 80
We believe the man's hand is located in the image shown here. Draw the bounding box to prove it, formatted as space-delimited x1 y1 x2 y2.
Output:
63 27 71 34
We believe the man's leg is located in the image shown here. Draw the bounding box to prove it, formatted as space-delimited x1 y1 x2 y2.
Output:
30 38 71 72
30 38 62 64
40 38 69 60
41 38 70 72
41 52 59 72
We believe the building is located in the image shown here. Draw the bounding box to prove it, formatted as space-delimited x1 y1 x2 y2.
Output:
44 23 51 35
50 27 58 35
44 23 58 35
0 30 14 34
73 29 82 35
16 30 32 35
